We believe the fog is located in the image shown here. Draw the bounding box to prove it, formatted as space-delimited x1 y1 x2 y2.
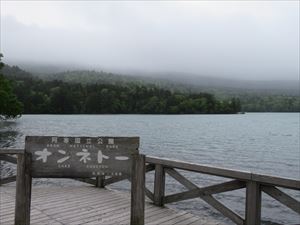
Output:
1 1 299 80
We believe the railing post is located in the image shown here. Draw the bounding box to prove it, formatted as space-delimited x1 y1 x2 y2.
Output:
131 154 145 225
154 164 165 206
96 175 105 188
15 153 32 225
246 181 261 225
0 157 2 186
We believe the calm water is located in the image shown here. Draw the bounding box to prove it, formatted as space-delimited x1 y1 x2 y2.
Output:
0 113 299 224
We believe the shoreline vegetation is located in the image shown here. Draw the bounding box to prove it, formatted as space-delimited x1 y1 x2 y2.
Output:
1 61 299 119
0 56 23 119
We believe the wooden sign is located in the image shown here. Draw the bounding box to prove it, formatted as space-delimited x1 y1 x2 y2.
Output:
25 136 139 178
15 136 145 225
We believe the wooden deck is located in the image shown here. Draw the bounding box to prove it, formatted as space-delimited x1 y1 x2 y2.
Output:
1 149 299 225
0 184 216 225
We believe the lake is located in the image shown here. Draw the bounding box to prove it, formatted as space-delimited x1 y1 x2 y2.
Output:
0 113 299 224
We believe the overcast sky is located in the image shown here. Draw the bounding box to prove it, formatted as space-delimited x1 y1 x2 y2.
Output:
0 1 299 80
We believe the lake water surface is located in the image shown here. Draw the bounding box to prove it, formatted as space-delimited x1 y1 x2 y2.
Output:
0 113 299 224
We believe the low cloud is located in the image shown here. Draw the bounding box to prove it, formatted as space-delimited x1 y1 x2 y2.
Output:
1 1 299 80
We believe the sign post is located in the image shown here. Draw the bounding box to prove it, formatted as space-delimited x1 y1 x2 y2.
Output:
131 154 145 225
15 136 144 225
15 153 32 225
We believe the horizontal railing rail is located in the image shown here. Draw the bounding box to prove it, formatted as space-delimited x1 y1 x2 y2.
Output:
145 156 300 225
1 149 299 225
0 149 22 185
146 156 300 190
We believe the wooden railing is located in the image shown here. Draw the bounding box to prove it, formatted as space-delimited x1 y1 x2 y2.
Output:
1 149 299 225
145 156 300 225
0 149 21 185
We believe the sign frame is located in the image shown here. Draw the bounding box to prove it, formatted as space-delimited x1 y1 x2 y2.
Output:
14 136 145 225
25 136 140 178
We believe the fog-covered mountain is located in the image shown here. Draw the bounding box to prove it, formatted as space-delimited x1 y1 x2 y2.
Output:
2 63 300 112
153 72 299 92
6 61 299 96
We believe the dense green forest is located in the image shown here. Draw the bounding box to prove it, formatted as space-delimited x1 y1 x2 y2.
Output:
237 94 299 112
0 57 23 119
1 64 299 115
1 65 241 115
30 67 299 112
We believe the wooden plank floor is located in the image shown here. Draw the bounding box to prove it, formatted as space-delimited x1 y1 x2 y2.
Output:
0 184 218 225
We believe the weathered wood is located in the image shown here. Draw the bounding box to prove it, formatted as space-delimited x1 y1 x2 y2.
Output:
12 136 145 224
13 136 144 224
202 195 244 225
130 154 145 225
0 155 17 164
3 147 299 225
203 180 246 195
147 156 251 180
163 168 245 224
14 153 32 225
37 194 124 215
166 168 245 193
96 175 105 188
145 187 154 201
252 173 300 190
245 181 261 225
25 136 139 178
165 168 197 190
62 200 130 224
2 186 201 225
160 211 196 225
104 174 130 186
73 178 96 185
145 163 155 173
104 164 154 186
154 164 165 206
0 148 24 155
147 211 187 225
0 176 16 185
145 208 182 224
102 205 159 225
164 180 246 204
146 156 300 190
262 185 300 214
163 188 200 204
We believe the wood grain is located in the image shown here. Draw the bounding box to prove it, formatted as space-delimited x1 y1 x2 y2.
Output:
14 153 32 225
262 185 300 214
131 154 145 225
245 181 261 225
153 164 165 206
25 136 139 178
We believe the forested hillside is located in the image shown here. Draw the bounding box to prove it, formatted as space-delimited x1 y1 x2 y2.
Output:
25 66 299 113
2 65 299 113
0 58 23 119
2 65 241 114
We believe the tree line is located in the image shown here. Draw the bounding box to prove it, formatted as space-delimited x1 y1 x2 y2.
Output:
0 56 23 119
1 64 241 117
30 66 300 113
239 94 299 112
